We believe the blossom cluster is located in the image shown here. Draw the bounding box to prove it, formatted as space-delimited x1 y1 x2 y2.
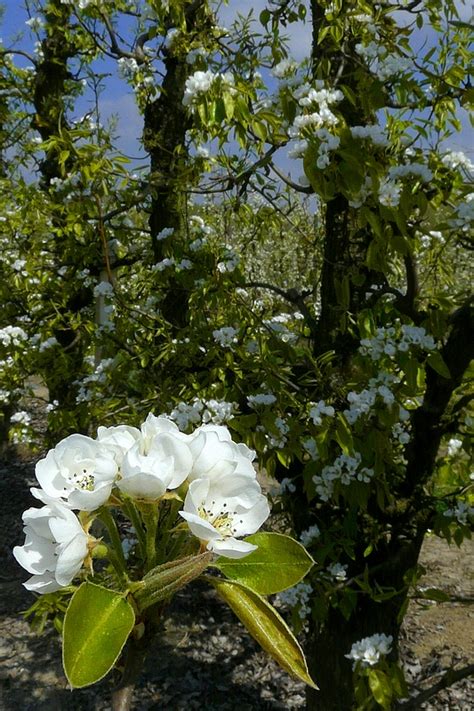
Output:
299 524 321 547
277 581 313 620
0 325 28 347
213 326 239 348
14 416 270 593
359 325 436 361
327 562 348 581
312 452 374 501
309 400 335 426
168 398 237 429
247 392 277 408
289 82 343 139
182 70 235 107
378 162 433 207
443 501 474 526
351 125 388 147
355 41 412 81
346 633 393 669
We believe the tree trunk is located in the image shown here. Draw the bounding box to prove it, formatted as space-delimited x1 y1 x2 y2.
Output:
306 533 424 709
111 634 150 711
33 1 93 439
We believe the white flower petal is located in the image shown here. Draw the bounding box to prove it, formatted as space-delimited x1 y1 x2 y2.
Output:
96 425 141 464
179 510 221 540
231 496 271 536
13 537 56 575
184 478 211 515
14 504 89 594
147 433 192 487
35 450 68 498
209 538 258 558
24 572 62 593
55 534 89 586
48 506 84 543
67 482 113 511
117 471 168 500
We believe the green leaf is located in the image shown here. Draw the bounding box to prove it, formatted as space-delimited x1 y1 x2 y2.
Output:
426 351 451 379
259 9 270 26
222 91 234 120
209 577 317 688
214 532 314 594
418 587 450 603
367 669 392 709
335 413 354 454
63 583 135 688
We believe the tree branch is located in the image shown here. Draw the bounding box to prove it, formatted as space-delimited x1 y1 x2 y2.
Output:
400 297 474 498
398 663 474 709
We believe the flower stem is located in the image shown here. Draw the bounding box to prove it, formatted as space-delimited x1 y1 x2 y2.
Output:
122 499 147 560
98 507 128 586
139 503 160 573
154 499 182 563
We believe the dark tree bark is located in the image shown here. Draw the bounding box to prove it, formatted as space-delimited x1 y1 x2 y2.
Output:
143 1 214 329
31 1 95 437
303 4 474 709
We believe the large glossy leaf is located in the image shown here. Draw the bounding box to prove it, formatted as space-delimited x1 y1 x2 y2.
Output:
209 577 317 688
63 582 135 688
213 532 314 594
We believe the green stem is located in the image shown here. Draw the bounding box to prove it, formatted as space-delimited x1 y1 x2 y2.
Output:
139 503 160 572
155 499 183 563
98 507 129 586
122 499 147 560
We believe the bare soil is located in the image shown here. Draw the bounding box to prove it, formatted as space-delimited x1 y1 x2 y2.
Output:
0 448 472 710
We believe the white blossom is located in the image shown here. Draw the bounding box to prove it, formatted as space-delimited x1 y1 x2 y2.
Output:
183 70 216 106
164 27 179 49
247 392 277 408
212 326 238 347
32 434 118 511
303 438 319 460
378 177 402 207
277 581 313 619
309 400 335 426
93 280 114 298
180 474 270 558
11 411 31 426
39 336 59 352
351 125 388 147
187 424 256 482
118 57 139 79
327 562 348 581
0 326 28 347
13 502 89 593
280 477 296 494
346 633 393 668
300 525 320 547
156 227 174 241
441 150 474 173
117 415 193 500
447 438 463 457
152 257 175 272
272 58 297 78
443 501 473 525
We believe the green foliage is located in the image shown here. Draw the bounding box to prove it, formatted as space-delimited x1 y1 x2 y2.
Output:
2 0 473 706
208 576 317 689
63 583 135 688
214 532 314 594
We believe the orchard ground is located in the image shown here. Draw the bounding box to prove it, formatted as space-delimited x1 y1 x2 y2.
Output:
0 438 472 710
